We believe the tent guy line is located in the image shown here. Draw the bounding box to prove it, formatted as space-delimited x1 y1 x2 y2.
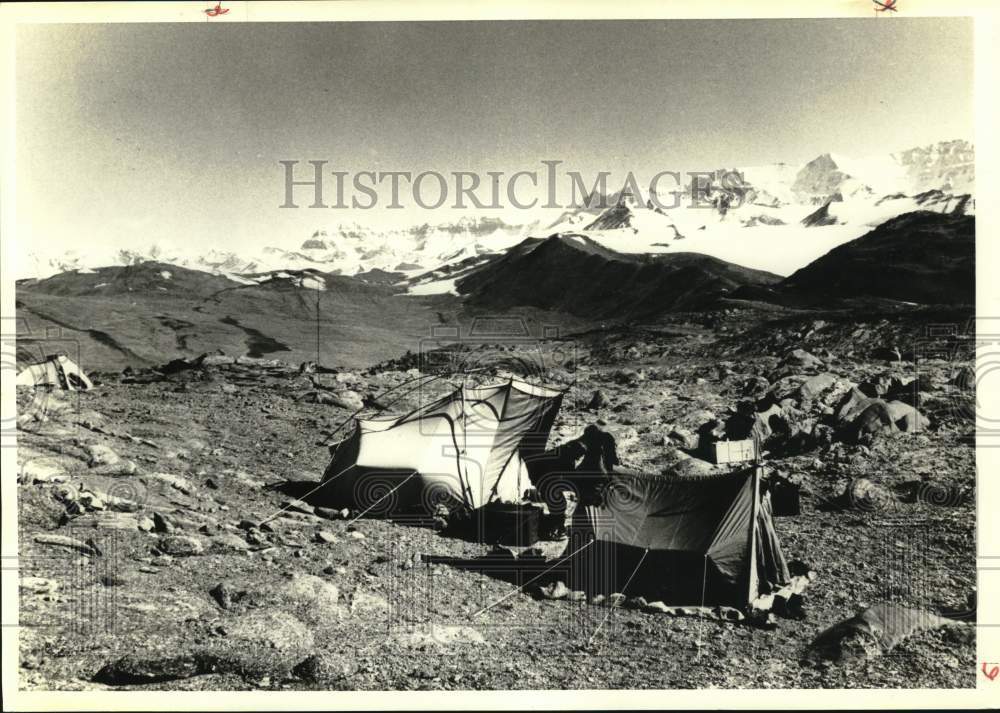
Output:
345 472 418 527
472 538 596 617
588 547 651 646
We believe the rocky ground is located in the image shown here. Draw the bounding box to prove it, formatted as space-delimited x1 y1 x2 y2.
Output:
15 307 977 690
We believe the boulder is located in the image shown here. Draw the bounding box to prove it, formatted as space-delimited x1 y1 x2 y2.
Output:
34 533 99 557
666 427 698 451
150 472 196 495
741 375 771 398
539 581 569 600
293 652 357 685
94 652 202 685
393 625 486 647
781 349 822 369
809 604 954 662
844 478 894 511
350 590 390 616
212 533 251 552
885 400 930 432
281 574 341 617
210 610 315 679
19 457 68 483
330 390 364 411
798 373 838 402
834 388 875 424
157 535 205 556
86 444 121 467
951 365 975 388
853 402 898 442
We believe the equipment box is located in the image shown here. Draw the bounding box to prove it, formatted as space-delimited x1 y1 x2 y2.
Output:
710 439 757 465
480 503 541 547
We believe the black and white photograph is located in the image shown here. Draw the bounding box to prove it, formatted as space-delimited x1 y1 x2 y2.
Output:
1 1 996 708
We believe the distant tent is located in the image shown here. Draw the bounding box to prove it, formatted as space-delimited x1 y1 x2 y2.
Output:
563 467 790 608
320 379 563 514
15 354 93 391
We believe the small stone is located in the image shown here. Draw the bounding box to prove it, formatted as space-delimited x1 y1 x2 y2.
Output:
293 652 357 684
157 535 205 556
151 472 195 495
626 596 648 609
539 581 569 600
152 512 175 533
315 530 337 544
283 499 315 516
86 444 121 467
212 533 251 552
34 533 99 557
137 517 155 532
348 531 365 540
209 582 243 610
350 590 390 616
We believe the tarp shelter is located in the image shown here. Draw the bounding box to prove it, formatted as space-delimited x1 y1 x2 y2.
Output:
563 467 790 608
320 379 563 515
15 354 93 391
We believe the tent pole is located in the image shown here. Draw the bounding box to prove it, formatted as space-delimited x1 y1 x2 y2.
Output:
700 553 708 610
747 466 762 607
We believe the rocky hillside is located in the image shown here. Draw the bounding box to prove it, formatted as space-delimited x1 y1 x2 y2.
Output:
456 235 781 319
782 212 974 306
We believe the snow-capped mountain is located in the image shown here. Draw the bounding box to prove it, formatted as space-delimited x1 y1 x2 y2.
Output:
532 139 974 278
23 139 974 286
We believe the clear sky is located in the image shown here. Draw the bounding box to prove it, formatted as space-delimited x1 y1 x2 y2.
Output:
15 18 973 265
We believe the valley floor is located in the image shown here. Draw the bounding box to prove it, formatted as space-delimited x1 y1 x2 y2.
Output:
15 311 977 690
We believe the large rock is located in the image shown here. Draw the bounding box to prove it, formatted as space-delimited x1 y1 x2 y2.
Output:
94 652 202 685
34 533 99 557
853 401 898 442
393 624 486 647
19 456 68 483
157 535 205 556
798 373 838 402
293 652 357 685
280 574 342 621
781 349 823 369
834 388 875 424
349 590 390 617
86 444 121 467
666 427 698 450
844 478 894 511
809 604 954 662
207 610 315 680
885 401 930 432
150 472 196 495
330 390 364 411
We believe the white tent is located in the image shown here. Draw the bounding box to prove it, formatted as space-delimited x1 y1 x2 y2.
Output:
16 354 93 391
321 379 563 513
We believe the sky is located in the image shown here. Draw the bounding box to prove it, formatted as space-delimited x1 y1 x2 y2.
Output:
15 18 973 269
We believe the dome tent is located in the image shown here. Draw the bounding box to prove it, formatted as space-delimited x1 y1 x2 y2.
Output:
15 354 93 391
319 378 563 516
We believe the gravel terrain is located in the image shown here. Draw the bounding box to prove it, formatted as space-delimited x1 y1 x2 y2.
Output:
16 307 977 690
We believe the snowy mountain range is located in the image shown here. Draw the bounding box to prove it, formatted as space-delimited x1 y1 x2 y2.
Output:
22 139 974 288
